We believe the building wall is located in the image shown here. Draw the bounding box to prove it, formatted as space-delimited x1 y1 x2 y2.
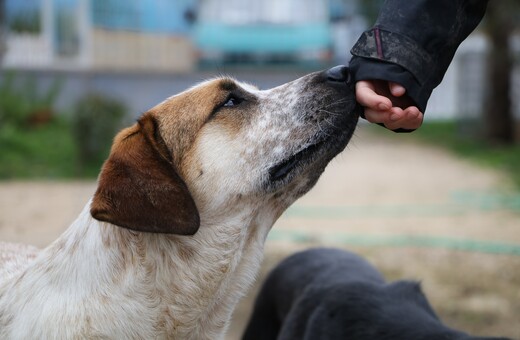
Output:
91 29 195 73
3 0 196 72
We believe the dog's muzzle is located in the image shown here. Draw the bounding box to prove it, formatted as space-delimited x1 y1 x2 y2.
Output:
268 65 360 184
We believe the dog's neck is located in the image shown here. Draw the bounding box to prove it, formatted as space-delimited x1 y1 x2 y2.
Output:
5 201 275 339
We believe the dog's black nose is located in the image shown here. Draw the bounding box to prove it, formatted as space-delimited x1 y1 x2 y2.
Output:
326 65 351 83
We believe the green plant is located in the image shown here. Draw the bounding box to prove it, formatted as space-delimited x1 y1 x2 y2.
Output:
8 11 41 34
0 72 62 128
0 73 74 179
0 118 77 178
71 93 126 172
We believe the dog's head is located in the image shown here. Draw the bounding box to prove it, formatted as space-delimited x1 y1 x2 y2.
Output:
91 66 360 234
309 281 512 340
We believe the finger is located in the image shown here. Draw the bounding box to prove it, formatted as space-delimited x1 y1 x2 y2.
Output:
356 81 392 111
400 107 424 130
389 107 405 122
389 82 406 97
383 108 406 130
364 108 391 124
386 107 423 130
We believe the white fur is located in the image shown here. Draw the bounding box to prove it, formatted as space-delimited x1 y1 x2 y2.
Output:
0 200 273 339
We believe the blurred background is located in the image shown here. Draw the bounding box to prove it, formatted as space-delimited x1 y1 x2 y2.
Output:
0 1 519 339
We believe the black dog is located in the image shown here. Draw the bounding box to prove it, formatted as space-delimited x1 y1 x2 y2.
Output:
242 248 511 340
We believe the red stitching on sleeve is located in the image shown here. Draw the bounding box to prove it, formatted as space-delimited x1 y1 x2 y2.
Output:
374 27 384 59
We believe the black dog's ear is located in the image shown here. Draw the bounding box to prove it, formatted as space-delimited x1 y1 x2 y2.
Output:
386 281 439 318
91 113 200 235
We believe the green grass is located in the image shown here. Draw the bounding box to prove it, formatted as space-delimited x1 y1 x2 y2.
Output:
0 119 103 179
0 77 123 179
391 121 520 189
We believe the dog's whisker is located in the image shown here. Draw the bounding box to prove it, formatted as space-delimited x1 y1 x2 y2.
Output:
323 117 340 131
318 109 343 118
320 98 354 109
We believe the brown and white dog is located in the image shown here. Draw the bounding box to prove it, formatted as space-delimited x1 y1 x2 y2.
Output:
0 66 359 339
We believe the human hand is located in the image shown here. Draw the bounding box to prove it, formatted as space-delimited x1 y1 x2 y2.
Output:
356 80 423 131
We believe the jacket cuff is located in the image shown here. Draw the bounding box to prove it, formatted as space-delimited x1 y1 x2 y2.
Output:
351 27 433 86
349 57 427 113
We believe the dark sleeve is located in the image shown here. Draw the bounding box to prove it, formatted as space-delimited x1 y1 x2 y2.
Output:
350 0 489 113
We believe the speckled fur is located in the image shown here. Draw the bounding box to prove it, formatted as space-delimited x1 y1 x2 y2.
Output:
0 70 358 339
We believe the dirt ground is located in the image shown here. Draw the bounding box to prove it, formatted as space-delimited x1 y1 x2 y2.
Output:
1 126 519 339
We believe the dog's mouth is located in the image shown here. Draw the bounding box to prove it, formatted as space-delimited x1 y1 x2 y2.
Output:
268 139 327 182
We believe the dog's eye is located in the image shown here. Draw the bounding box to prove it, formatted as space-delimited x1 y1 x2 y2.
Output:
223 96 243 108
210 94 246 120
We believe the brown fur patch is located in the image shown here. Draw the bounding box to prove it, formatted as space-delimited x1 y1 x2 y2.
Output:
91 114 200 235
150 80 229 168
150 78 250 175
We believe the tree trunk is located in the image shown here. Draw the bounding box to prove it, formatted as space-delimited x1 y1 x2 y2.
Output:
482 1 515 145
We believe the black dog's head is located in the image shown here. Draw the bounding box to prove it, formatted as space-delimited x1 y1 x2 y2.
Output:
304 280 510 340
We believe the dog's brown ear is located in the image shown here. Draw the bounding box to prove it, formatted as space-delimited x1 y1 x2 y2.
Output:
90 113 200 235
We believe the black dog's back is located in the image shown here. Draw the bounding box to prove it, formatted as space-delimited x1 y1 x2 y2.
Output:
242 248 510 340
242 248 384 339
